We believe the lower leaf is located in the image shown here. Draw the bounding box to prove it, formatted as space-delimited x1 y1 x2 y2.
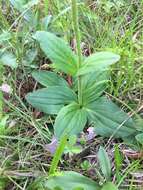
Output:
86 97 137 138
44 171 100 190
26 86 77 114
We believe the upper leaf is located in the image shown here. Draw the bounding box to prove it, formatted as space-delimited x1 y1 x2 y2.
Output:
34 31 78 76
54 103 87 139
26 86 77 114
81 70 109 105
45 171 100 190
97 146 111 181
32 70 68 87
86 97 136 138
78 52 120 75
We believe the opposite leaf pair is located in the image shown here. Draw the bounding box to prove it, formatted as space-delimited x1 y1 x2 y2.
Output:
26 31 137 140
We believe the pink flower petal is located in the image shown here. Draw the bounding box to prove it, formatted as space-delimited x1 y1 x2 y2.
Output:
0 84 11 93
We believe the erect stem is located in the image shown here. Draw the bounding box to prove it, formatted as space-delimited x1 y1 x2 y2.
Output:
71 0 82 106
49 135 67 175
44 0 49 16
0 64 3 120
0 92 3 120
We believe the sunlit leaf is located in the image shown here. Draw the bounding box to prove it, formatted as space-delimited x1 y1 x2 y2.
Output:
78 52 120 75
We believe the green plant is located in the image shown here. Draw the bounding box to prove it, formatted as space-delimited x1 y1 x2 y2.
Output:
26 0 138 189
29 146 119 190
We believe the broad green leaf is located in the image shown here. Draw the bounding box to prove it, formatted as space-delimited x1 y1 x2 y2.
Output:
81 71 109 105
34 31 78 75
0 51 18 69
97 146 111 180
135 133 143 145
0 32 11 44
87 97 136 138
101 182 118 190
78 52 120 75
45 171 100 190
32 71 68 87
26 86 77 114
54 103 87 139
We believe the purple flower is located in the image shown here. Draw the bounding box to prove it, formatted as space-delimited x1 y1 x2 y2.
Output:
44 136 58 155
86 127 96 141
0 83 11 94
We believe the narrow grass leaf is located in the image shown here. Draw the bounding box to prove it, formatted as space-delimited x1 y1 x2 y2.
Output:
97 146 111 181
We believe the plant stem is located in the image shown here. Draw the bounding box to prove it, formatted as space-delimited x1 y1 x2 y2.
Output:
71 0 82 106
44 0 49 16
0 64 3 120
0 92 3 120
49 135 67 175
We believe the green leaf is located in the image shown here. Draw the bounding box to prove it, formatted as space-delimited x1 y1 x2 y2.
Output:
54 103 87 139
0 32 11 44
26 86 77 114
23 49 37 67
0 116 9 135
114 144 123 175
34 31 78 75
101 182 118 190
81 71 109 105
87 97 136 138
135 133 143 145
10 0 39 11
45 171 100 190
10 0 39 23
97 146 111 180
0 51 18 69
78 52 120 75
32 71 68 87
